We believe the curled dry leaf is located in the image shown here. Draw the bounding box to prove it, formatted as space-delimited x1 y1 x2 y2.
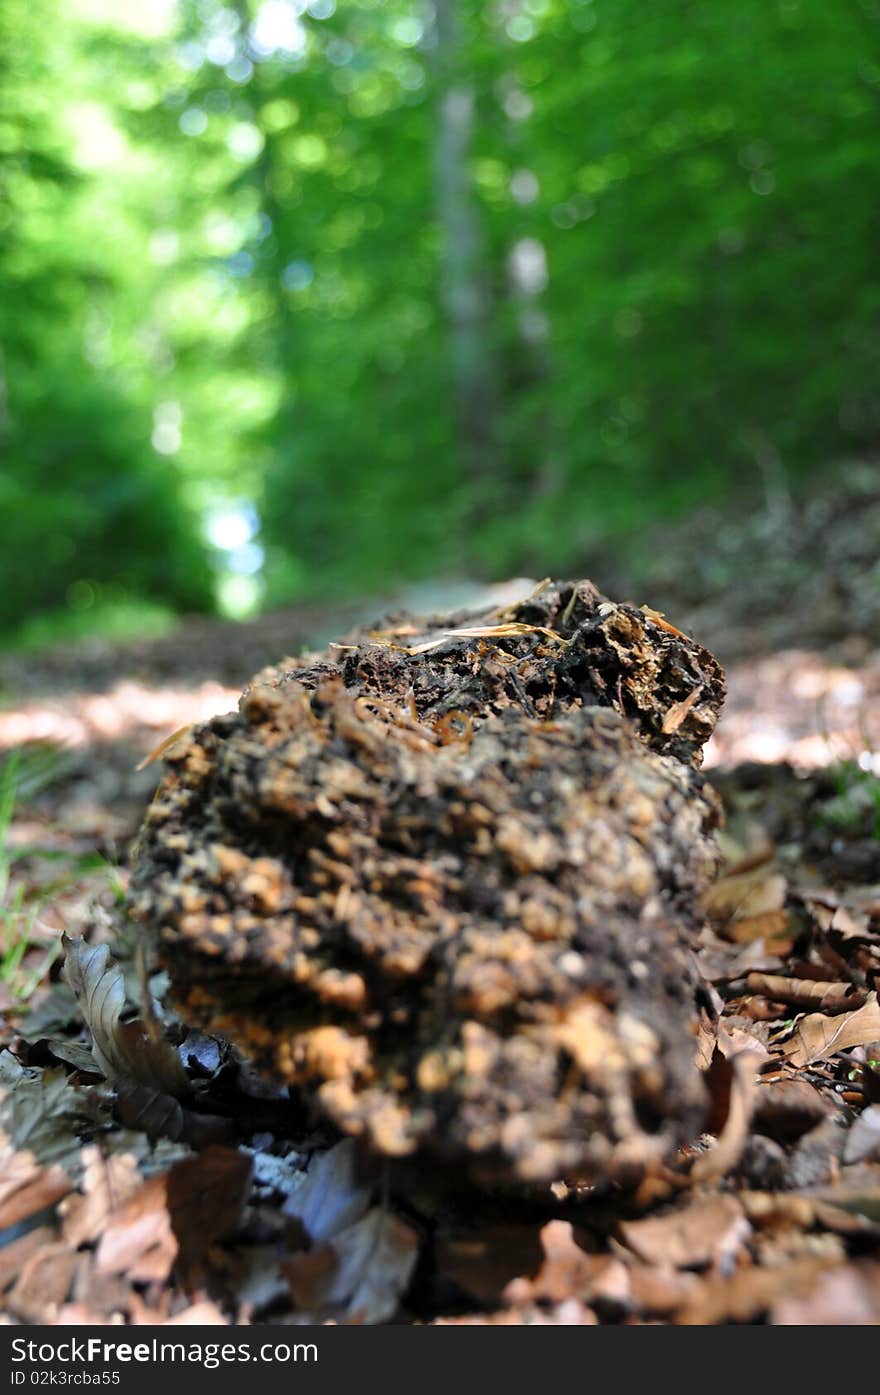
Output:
745 974 864 1013
62 934 188 1097
779 992 880 1068
692 1049 763 1182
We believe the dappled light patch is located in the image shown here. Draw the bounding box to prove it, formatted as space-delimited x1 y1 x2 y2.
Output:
0 680 239 755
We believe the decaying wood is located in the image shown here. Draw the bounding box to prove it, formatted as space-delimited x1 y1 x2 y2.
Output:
130 579 726 1185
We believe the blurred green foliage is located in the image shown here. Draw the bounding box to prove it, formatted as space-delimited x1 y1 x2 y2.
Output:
1 0 877 638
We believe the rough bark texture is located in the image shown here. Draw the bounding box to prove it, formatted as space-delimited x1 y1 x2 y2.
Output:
130 580 726 1185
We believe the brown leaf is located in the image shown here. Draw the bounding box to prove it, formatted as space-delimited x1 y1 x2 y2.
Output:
746 973 864 1013
166 1146 253 1270
727 910 791 945
61 935 189 1097
94 1175 177 1283
286 1207 419 1324
619 1194 750 1269
844 1105 880 1165
504 1220 630 1309
703 869 787 926
626 1264 701 1315
692 1050 762 1182
164 1300 229 1325
114 1079 232 1148
92 1148 249 1285
7 1241 79 1322
752 1078 833 1144
59 1146 142 1248
780 993 880 1067
0 1052 94 1174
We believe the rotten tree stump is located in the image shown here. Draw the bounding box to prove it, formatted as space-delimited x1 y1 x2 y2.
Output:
130 580 726 1184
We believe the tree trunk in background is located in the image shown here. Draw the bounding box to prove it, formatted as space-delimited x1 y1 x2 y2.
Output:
432 0 501 523
497 62 561 505
0 340 9 433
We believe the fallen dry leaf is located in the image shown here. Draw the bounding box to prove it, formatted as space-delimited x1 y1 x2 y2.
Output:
619 1194 750 1270
94 1174 178 1283
779 993 880 1067
0 1130 72 1232
844 1105 880 1166
752 1077 833 1143
164 1300 230 1325
626 1264 702 1315
286 1206 419 1324
61 935 189 1097
692 1049 763 1182
283 1138 416 1323
0 1051 94 1174
746 973 864 1012
727 909 791 945
504 1220 630 1310
165 1146 253 1272
0 1225 56 1295
59 1146 143 1248
93 1146 250 1286
283 1138 372 1242
703 868 787 926
7 1241 79 1322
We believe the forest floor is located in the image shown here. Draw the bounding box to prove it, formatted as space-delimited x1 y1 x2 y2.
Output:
2 502 880 1324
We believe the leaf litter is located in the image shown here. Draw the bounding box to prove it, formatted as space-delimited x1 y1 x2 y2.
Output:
4 591 880 1324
